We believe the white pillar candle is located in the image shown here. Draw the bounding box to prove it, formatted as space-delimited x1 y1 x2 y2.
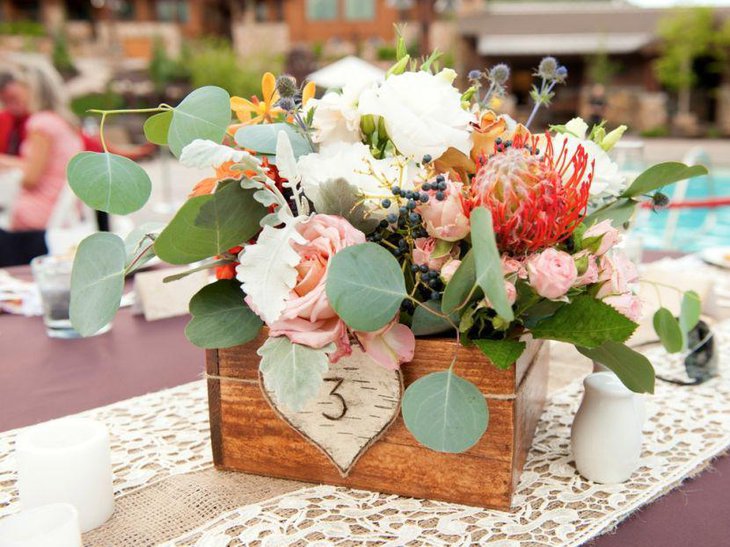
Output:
15 418 114 533
0 503 82 547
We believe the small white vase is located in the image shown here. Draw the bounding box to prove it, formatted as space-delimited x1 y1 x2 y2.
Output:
571 371 643 484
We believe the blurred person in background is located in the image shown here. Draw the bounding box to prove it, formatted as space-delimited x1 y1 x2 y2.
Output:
0 57 83 266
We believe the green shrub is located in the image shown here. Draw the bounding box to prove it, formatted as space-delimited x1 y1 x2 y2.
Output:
148 38 190 93
640 126 670 138
0 21 45 37
70 91 125 118
187 39 282 98
52 33 77 79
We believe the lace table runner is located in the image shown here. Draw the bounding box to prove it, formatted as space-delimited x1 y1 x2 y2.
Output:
2 320 730 546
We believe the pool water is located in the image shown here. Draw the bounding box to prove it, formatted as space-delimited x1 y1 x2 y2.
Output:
630 170 730 252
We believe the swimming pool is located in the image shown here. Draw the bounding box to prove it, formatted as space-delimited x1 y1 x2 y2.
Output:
629 169 730 252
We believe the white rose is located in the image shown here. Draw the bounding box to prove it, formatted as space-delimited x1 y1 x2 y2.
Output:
308 78 373 146
297 142 416 220
552 133 627 200
358 69 474 160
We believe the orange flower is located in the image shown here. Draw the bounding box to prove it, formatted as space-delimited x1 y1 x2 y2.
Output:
229 72 282 134
302 80 316 106
189 161 243 197
471 111 530 164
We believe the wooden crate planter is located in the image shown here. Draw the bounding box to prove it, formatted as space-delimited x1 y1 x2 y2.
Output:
206 334 549 510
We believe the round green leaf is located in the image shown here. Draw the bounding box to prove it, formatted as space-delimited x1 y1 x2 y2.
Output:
70 232 127 336
185 280 263 349
402 371 489 453
234 123 312 159
411 301 456 336
442 250 476 314
143 110 173 145
168 86 231 157
653 307 683 353
154 182 266 265
67 151 152 214
679 290 701 334
326 243 407 332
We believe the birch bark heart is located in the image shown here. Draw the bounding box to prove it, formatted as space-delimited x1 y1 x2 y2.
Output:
260 349 402 477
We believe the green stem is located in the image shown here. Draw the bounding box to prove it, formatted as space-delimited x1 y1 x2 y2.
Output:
87 105 171 116
99 113 108 153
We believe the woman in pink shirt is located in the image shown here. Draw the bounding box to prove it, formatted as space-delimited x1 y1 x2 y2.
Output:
0 59 83 265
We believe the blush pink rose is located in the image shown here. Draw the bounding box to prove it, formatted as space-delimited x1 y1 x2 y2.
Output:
356 320 416 370
596 252 639 298
440 259 461 283
502 255 527 279
603 292 642 322
268 214 365 359
482 280 517 310
583 219 620 256
417 178 470 242
527 249 578 299
413 238 459 272
574 251 599 286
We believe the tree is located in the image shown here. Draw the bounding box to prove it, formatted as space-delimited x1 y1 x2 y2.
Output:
654 7 716 117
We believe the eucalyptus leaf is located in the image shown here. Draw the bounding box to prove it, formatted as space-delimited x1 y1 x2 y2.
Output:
402 371 488 453
67 151 152 214
185 280 263 349
583 198 637 229
155 182 265 265
143 110 173 145
311 178 379 233
679 290 701 334
530 295 637 348
411 301 456 336
653 307 683 353
124 221 165 272
470 207 513 321
473 339 526 370
258 336 331 411
622 162 708 198
577 341 655 394
168 86 231 157
326 243 407 332
70 232 126 336
234 123 311 159
442 250 476 314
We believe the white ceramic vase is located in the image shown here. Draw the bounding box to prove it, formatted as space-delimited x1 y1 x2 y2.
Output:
571 371 643 484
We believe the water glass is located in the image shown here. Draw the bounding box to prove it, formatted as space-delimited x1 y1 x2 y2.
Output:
30 255 109 339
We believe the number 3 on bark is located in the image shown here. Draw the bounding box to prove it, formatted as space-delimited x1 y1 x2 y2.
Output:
322 377 347 421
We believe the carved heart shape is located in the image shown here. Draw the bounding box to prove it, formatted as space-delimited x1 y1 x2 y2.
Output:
260 349 402 477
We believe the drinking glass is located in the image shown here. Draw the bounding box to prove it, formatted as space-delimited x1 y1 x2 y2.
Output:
30 255 110 339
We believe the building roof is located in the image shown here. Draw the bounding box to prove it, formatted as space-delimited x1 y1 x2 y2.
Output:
460 2 730 56
307 56 385 90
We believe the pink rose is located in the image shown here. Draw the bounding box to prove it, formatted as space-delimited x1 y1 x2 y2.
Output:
482 280 517 310
583 220 620 256
596 252 639 298
527 249 578 299
417 178 470 242
356 320 416 370
603 292 642 322
574 251 599 286
413 237 459 272
268 214 365 359
440 259 461 283
502 255 527 279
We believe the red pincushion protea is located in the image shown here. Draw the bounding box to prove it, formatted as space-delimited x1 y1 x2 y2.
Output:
471 134 593 254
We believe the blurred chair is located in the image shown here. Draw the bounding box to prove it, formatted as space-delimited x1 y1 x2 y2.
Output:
43 185 96 256
0 168 23 230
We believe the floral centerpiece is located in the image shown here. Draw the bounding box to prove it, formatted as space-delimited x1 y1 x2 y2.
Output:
67 37 706 454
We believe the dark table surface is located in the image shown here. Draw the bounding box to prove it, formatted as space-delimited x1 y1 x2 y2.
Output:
1 261 728 546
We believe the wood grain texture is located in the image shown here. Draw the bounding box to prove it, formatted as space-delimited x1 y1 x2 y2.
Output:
207 338 549 509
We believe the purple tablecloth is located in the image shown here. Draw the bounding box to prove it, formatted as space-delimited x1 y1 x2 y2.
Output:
1 264 728 546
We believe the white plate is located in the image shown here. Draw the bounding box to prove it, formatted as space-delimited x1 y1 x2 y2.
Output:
700 246 730 269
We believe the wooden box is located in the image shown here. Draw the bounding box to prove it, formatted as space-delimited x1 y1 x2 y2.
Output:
206 335 548 510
